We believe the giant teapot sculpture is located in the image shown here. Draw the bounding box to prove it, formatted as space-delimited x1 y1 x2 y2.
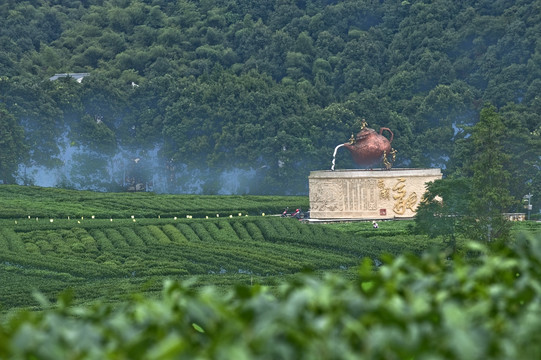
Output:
343 119 396 169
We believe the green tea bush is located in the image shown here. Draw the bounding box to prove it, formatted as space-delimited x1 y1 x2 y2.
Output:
175 223 201 242
132 225 159 246
18 268 74 282
146 225 172 245
72 228 98 254
90 229 115 251
69 242 85 253
190 223 213 242
231 220 253 242
19 230 46 250
0 185 309 220
279 218 303 237
245 222 265 242
117 227 145 247
145 267 189 276
161 224 188 244
215 221 242 242
24 242 40 253
254 218 281 241
0 232 8 252
103 228 129 248
46 232 69 254
35 239 53 254
202 221 236 243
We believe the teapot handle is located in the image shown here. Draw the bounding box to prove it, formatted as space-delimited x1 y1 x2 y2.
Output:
379 127 394 143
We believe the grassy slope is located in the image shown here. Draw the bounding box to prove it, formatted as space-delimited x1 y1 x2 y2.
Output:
0 214 444 310
0 185 309 219
2 185 537 311
0 185 438 310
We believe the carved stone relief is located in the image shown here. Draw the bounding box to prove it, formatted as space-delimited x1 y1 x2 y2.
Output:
309 180 344 212
342 178 378 211
309 169 441 219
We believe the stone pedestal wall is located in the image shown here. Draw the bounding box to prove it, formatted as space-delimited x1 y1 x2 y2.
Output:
309 168 442 219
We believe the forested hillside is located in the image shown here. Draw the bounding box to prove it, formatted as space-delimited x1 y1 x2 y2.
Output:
0 0 539 203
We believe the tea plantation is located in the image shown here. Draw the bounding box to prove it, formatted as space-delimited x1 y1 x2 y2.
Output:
1 185 540 359
0 185 442 310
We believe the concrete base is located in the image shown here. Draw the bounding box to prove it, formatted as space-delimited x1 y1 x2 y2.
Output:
309 168 442 220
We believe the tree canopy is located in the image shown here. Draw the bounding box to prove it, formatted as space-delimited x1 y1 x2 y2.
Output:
0 0 539 206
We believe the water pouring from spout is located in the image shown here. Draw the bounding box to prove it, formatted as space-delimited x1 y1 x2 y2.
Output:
331 143 345 171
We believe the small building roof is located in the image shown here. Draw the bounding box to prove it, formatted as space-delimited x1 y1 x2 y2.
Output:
49 73 90 82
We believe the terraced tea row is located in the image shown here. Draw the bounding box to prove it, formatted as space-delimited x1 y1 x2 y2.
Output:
0 217 371 308
0 185 308 219
2 218 364 272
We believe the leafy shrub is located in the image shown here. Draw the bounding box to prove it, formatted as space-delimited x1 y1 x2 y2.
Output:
176 223 201 242
0 232 9 252
70 242 85 253
90 229 115 251
244 222 264 242
0 186 309 219
190 223 213 242
103 228 129 248
254 218 281 241
132 225 159 245
278 218 303 237
231 220 253 242
202 221 235 242
145 267 189 276
161 224 188 244
35 240 54 254
72 228 98 254
3 233 541 359
118 227 145 246
24 242 40 253
147 225 172 245
47 232 70 254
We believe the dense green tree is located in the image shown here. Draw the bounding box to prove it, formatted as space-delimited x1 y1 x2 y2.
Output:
0 104 27 183
414 177 471 254
74 114 116 155
498 103 541 212
2 77 65 167
416 104 526 248
0 0 539 196
411 82 477 168
466 105 514 243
